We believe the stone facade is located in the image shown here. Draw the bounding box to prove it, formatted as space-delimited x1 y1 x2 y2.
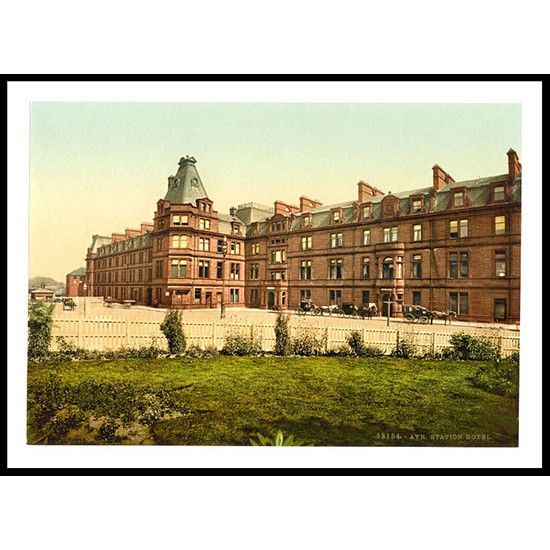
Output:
82 150 521 323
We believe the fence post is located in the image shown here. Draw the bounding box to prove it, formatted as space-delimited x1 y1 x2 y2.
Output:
432 331 436 355
125 320 130 347
77 318 82 348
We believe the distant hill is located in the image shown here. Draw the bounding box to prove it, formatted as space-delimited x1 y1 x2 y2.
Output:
29 276 64 289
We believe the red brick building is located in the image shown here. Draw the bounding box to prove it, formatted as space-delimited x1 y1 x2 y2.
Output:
65 267 87 297
83 150 521 323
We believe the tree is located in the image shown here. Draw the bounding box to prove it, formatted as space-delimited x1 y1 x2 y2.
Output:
274 312 290 356
160 310 186 355
28 302 55 358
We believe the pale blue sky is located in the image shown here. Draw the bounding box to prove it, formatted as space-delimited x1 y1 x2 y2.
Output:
29 102 521 281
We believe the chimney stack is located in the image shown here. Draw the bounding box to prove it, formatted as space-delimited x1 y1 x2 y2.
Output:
357 181 384 202
432 165 455 192
167 175 174 189
299 196 322 212
507 149 522 182
229 206 237 217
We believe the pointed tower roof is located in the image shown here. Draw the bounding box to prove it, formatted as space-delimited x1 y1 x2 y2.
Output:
164 156 209 205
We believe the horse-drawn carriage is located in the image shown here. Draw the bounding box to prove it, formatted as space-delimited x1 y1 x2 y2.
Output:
296 300 323 315
296 300 377 319
62 298 76 311
402 304 456 325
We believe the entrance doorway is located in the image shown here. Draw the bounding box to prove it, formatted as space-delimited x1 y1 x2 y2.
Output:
217 292 222 307
494 299 506 321
206 292 212 308
268 292 275 308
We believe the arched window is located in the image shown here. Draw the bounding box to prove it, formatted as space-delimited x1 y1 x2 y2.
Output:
382 257 394 279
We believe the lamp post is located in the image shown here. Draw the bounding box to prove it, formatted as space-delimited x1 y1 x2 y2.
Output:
83 282 88 316
381 287 393 328
220 236 228 319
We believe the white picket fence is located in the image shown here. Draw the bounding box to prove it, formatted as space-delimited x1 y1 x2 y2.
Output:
51 315 520 356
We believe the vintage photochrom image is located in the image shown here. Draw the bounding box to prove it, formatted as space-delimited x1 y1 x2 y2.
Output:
25 98 521 449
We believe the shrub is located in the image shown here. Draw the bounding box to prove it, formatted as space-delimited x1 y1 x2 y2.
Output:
291 328 324 356
444 332 501 362
345 331 385 358
326 344 354 357
391 336 418 359
28 302 55 359
160 310 186 355
274 312 291 356
184 344 205 358
221 334 262 356
249 429 313 446
471 359 519 398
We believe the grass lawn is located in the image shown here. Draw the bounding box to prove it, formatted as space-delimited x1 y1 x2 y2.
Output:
27 356 518 446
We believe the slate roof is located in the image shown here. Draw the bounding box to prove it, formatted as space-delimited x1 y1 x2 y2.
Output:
164 156 209 206
67 267 86 276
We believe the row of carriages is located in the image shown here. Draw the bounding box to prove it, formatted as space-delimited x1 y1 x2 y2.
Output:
296 300 378 319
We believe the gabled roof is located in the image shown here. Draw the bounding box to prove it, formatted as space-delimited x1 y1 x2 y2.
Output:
164 156 209 206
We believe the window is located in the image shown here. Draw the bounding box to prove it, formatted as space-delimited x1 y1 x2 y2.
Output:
173 214 188 226
493 186 505 201
363 230 371 246
301 236 312 250
329 290 342 306
329 259 343 279
362 291 370 305
412 254 422 278
230 263 240 280
231 222 240 235
450 219 468 238
199 218 211 230
251 242 260 255
300 289 311 301
215 261 223 279
198 260 210 278
453 191 464 206
156 238 163 251
382 257 394 279
412 291 421 306
362 258 370 279
331 233 343 248
198 237 210 251
300 260 312 280
494 299 506 321
495 215 506 235
362 204 372 219
413 224 422 241
250 263 259 279
172 235 188 248
230 289 239 303
332 209 342 223
194 289 201 303
230 242 241 255
171 259 187 278
155 261 163 278
302 214 312 228
495 251 506 277
384 227 398 243
412 198 423 213
250 289 259 304
450 252 469 278
271 250 286 264
450 292 468 315
270 270 286 280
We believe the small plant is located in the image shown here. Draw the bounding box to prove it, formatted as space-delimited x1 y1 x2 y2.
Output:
28 302 55 359
291 328 324 356
249 429 312 446
471 359 519 398
326 344 354 357
391 336 417 359
160 310 186 355
345 331 384 357
221 334 262 356
444 332 501 362
274 312 291 356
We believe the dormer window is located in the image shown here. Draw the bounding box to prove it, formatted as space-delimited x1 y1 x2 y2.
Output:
493 185 505 201
411 196 424 213
231 222 241 235
362 204 372 219
303 214 312 228
332 208 343 224
453 191 464 207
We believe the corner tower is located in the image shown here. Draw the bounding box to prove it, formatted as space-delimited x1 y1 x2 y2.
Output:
164 156 209 205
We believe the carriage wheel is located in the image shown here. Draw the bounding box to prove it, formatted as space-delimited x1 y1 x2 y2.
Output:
313 308 322 316
419 316 429 324
296 307 305 315
404 313 415 323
